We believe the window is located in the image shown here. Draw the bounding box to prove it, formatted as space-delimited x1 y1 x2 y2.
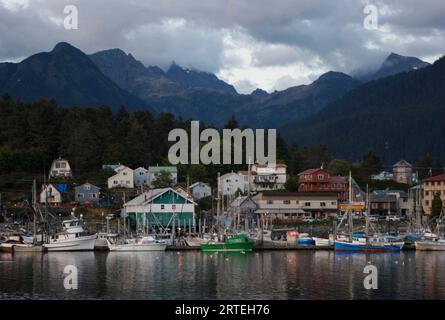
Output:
267 200 273 204
113 180 118 185
320 202 326 207
172 205 176 210
78 193 84 199
305 202 311 206
425 200 429 206
425 191 430 196
318 174 324 180
85 185 91 191
92 193 97 198
123 172 127 176
126 180 130 184
161 205 165 209
283 200 290 204
140 172 144 175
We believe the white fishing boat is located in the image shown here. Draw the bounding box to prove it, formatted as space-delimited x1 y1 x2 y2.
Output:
184 234 213 246
313 235 334 247
43 217 97 252
107 235 167 251
415 210 445 251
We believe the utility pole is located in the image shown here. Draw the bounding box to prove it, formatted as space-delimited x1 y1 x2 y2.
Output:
216 172 221 236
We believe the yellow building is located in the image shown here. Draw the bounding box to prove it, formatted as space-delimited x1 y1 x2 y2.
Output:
422 173 445 215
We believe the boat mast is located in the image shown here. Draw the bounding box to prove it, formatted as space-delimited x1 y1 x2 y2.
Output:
32 179 37 243
216 172 221 236
348 171 353 240
365 184 369 239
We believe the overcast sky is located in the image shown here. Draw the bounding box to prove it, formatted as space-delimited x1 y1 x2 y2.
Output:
0 0 444 93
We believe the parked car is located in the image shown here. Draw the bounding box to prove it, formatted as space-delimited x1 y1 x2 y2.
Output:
386 215 401 221
303 217 315 223
369 215 379 222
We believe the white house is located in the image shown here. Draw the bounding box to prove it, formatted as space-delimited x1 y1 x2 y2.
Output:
40 184 62 205
123 187 196 229
219 172 245 196
49 158 72 179
238 163 287 192
107 165 134 189
134 167 149 188
189 182 212 200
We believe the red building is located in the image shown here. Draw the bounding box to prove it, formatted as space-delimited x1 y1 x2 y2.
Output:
297 168 347 199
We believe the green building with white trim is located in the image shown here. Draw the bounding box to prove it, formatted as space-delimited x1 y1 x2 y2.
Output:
123 187 196 230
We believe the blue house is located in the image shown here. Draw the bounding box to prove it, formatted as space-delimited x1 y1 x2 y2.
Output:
75 182 101 205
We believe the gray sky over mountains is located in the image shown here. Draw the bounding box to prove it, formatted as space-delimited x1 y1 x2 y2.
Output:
0 0 444 93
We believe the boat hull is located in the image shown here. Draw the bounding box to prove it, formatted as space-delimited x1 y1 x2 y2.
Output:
0 243 15 253
415 241 445 251
108 243 167 251
334 240 403 252
44 235 97 252
200 242 254 252
313 237 333 247
13 244 44 252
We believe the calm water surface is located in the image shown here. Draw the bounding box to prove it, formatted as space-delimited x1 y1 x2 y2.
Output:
0 250 444 299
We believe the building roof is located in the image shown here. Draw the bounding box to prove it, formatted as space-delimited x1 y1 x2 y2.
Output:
423 173 445 182
75 182 100 190
253 163 287 168
189 182 210 189
220 172 241 180
230 196 257 207
134 167 148 172
124 187 196 207
253 191 338 199
298 168 325 176
148 166 177 173
370 194 397 202
330 176 345 184
393 160 412 168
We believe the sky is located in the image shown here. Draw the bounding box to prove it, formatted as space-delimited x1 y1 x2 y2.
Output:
0 0 444 93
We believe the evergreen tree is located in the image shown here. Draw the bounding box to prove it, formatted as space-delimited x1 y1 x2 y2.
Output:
431 192 443 220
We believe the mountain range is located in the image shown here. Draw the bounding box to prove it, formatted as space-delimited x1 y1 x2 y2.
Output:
0 41 441 162
282 55 445 163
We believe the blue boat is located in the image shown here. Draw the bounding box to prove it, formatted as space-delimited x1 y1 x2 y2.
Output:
334 234 404 252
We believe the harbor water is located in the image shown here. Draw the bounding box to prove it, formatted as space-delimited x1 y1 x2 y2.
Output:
1 250 445 300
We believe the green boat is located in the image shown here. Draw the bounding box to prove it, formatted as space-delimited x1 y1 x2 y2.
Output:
200 234 254 252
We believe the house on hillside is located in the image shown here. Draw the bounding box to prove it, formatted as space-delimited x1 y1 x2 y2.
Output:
75 182 100 205
49 158 72 179
134 167 149 188
238 163 287 192
107 165 134 189
219 172 245 196
40 184 62 205
123 187 196 230
393 160 414 185
297 167 347 200
189 182 212 200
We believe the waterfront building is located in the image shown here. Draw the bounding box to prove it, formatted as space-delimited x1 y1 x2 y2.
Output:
422 173 445 215
49 158 72 179
369 192 397 215
297 167 347 199
189 182 212 200
107 165 134 189
75 182 100 205
40 184 62 205
123 187 196 229
371 189 409 215
252 192 338 219
229 196 258 214
371 171 394 181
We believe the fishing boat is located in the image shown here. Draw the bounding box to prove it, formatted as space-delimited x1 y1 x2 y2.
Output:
334 173 404 252
184 234 213 247
107 235 167 251
200 233 254 252
296 233 315 246
12 243 44 252
313 235 334 247
43 217 97 252
415 209 445 251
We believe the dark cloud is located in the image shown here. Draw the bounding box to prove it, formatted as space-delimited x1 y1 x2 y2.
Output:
0 0 443 92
